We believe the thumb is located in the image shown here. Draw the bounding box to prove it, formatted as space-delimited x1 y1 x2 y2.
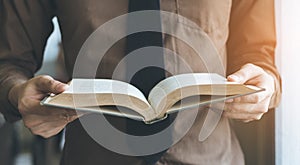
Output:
227 63 263 84
35 75 68 94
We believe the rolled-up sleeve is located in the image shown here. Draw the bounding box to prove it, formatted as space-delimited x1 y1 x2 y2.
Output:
0 0 54 122
227 0 281 108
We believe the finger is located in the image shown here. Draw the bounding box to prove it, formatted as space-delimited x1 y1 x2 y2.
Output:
246 75 275 96
60 111 81 123
21 99 77 116
38 126 66 138
242 119 254 123
212 100 269 114
30 120 67 138
23 112 71 128
29 113 78 138
35 75 69 94
67 115 80 123
227 63 264 84
223 111 264 121
228 92 267 103
75 111 90 116
64 109 78 117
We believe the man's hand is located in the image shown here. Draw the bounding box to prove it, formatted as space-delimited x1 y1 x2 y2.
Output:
8 75 79 138
212 63 275 122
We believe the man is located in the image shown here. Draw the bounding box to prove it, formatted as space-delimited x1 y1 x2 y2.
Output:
0 0 281 164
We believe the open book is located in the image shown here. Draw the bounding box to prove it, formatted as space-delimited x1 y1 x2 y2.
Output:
41 73 264 124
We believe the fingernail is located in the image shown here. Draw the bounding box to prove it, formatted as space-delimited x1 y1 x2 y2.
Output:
63 84 70 89
55 83 69 92
228 75 240 82
225 99 234 103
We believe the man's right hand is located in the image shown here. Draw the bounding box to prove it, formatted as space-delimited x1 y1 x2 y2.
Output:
8 75 79 138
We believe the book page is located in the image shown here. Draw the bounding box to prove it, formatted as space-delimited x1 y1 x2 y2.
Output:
149 73 227 95
148 73 226 112
148 73 263 117
66 79 149 104
42 79 160 121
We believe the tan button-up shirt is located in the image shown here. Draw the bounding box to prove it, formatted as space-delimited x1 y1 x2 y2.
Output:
0 0 280 164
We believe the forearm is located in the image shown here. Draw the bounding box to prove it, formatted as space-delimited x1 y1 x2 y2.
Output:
0 0 55 123
0 63 32 122
227 0 281 108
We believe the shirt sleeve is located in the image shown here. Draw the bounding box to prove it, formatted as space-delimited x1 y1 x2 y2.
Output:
0 0 55 122
227 0 281 108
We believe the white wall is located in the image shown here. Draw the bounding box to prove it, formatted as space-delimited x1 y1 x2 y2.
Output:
275 0 300 164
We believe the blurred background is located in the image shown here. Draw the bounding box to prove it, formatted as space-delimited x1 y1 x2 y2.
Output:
1 0 300 164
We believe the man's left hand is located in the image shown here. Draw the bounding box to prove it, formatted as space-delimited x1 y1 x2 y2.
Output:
212 63 275 122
